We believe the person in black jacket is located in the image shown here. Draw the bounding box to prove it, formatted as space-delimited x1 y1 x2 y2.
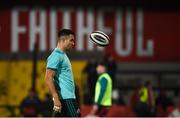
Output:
20 89 41 117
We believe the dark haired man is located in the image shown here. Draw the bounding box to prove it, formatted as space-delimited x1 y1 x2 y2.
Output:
44 29 81 117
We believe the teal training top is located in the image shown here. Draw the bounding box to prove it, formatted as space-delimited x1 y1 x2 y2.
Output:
96 77 107 105
46 48 76 99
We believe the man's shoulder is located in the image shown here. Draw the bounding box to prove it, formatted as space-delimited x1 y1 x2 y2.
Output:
48 49 64 59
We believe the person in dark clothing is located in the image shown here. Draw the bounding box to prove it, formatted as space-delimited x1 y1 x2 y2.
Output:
102 53 117 89
132 81 156 117
106 56 117 85
20 89 41 117
155 88 174 113
130 83 143 116
83 58 98 104
41 93 54 117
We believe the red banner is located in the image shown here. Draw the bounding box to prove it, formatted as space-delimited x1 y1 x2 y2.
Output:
0 8 180 62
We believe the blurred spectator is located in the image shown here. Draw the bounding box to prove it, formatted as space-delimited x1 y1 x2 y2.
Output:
103 53 117 88
41 93 53 117
20 89 41 117
155 88 174 114
117 92 126 105
89 62 112 117
130 83 142 112
132 81 156 117
83 58 98 104
145 80 156 116
106 56 117 86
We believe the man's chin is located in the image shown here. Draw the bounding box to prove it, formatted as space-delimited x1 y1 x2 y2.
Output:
70 47 75 51
66 48 73 52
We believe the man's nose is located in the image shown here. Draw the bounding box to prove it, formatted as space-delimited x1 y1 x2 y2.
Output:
72 42 75 46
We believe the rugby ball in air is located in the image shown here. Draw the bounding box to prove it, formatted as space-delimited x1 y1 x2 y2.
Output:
90 31 110 46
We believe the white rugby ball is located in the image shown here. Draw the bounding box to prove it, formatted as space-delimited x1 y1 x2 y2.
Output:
90 31 110 46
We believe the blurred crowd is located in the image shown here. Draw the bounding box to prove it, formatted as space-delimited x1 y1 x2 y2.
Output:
82 52 180 117
20 86 81 117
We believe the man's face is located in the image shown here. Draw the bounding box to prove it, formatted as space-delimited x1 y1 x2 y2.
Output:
96 65 105 74
64 34 75 51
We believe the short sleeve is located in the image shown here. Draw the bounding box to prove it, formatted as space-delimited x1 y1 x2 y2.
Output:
46 52 63 70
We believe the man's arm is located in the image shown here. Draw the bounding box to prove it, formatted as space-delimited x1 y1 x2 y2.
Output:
45 69 61 112
90 77 108 115
96 77 108 105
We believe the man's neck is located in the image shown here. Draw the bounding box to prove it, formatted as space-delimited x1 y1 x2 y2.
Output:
99 72 106 75
57 43 65 52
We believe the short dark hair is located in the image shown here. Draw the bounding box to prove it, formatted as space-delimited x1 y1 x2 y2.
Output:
58 29 75 38
97 61 106 67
